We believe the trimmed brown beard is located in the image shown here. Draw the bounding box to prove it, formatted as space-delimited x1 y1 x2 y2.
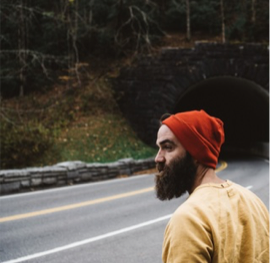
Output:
155 152 197 200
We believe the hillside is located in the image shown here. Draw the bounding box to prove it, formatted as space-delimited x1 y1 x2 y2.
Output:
0 33 246 169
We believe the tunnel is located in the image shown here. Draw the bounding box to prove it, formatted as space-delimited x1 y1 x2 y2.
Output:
113 43 269 155
174 76 269 147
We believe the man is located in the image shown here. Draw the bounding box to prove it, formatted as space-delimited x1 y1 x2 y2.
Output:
155 110 269 263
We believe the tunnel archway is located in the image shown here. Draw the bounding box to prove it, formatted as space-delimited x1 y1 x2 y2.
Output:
113 43 269 151
174 76 269 146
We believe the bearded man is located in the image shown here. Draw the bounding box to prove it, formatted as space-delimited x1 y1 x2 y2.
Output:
155 110 269 263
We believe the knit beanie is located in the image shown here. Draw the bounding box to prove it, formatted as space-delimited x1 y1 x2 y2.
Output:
162 110 225 169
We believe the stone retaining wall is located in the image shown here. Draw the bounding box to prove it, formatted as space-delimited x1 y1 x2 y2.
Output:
0 158 155 195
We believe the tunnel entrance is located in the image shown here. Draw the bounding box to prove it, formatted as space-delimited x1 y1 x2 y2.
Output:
174 76 269 146
114 43 269 153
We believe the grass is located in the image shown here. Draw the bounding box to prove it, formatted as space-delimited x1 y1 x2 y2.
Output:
52 76 157 165
40 114 157 166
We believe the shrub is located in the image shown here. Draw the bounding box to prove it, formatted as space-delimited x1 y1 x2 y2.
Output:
0 121 54 169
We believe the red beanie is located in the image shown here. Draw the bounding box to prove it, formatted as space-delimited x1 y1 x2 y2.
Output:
162 110 225 169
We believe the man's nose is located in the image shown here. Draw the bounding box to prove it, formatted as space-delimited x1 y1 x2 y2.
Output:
155 150 165 163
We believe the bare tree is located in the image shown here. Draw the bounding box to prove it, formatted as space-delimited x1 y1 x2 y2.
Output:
186 0 191 41
67 0 81 87
117 0 124 28
251 0 256 23
18 0 28 96
72 0 81 86
220 0 226 43
114 3 163 55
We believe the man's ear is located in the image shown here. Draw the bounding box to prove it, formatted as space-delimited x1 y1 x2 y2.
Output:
193 158 200 167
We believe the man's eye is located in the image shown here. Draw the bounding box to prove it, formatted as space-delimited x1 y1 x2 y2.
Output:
163 145 172 150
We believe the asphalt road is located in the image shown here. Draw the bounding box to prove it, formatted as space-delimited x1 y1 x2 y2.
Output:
0 157 269 263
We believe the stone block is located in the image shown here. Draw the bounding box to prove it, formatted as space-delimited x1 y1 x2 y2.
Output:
81 172 93 181
67 170 79 179
57 180 67 186
20 180 30 188
31 178 42 187
56 161 86 170
43 176 57 185
0 182 20 194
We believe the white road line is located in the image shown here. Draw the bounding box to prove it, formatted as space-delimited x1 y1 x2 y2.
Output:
246 185 253 190
2 214 172 263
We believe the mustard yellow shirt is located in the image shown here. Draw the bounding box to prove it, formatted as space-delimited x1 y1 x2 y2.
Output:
162 181 269 263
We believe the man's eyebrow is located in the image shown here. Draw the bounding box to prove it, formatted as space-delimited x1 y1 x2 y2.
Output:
157 139 176 146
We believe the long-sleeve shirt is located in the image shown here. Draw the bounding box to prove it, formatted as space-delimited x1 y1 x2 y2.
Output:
162 180 269 263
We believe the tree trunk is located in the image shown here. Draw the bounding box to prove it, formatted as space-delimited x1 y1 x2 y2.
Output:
117 0 123 28
73 0 81 86
186 0 191 41
18 0 26 97
220 0 226 43
251 0 256 23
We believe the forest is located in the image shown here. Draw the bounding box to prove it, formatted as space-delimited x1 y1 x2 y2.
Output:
0 0 268 169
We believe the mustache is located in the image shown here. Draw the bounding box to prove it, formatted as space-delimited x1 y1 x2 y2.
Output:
156 162 165 173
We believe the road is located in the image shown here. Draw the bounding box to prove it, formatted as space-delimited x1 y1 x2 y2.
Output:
0 157 269 263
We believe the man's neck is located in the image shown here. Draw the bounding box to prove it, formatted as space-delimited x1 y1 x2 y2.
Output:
189 165 225 194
